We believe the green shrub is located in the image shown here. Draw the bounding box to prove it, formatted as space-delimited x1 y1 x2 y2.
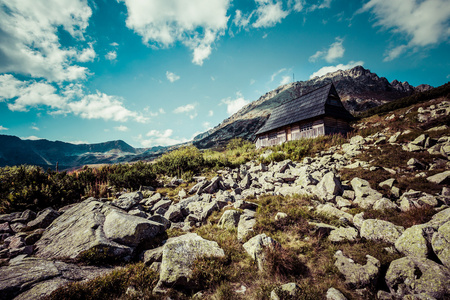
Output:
154 146 205 178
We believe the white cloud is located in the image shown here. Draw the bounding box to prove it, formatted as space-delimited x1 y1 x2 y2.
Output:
0 74 148 123
78 44 96 62
166 71 180 82
119 0 230 65
253 0 289 28
309 61 364 79
221 92 250 115
110 42 119 47
250 79 256 85
290 0 304 12
105 51 117 61
0 0 93 81
233 9 253 28
280 75 291 85
69 140 88 145
0 126 8 131
31 126 40 131
270 68 287 82
114 125 129 132
23 136 42 141
173 103 196 114
159 108 166 114
308 0 333 11
309 37 345 63
141 128 188 147
359 0 450 60
208 110 214 117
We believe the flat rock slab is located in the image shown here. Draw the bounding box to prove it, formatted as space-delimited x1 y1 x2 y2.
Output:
35 199 164 261
0 257 113 299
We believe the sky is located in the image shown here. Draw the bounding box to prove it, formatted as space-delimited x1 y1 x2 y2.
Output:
0 0 449 148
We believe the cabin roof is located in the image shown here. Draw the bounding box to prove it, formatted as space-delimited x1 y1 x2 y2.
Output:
255 83 353 136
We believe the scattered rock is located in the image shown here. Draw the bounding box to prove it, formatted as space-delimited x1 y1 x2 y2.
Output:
218 210 241 230
431 221 450 268
270 282 302 300
326 287 348 300
395 225 434 258
360 219 404 244
112 192 143 211
155 233 225 292
243 233 278 271
427 171 450 185
385 256 450 299
25 208 60 231
328 227 358 242
334 250 380 288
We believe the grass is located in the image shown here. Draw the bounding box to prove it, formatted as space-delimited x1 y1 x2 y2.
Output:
44 263 159 300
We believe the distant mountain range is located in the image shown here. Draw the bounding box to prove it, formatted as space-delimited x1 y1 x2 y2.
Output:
0 135 168 170
0 66 434 168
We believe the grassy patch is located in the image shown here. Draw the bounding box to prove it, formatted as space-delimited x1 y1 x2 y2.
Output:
45 263 159 300
362 206 436 228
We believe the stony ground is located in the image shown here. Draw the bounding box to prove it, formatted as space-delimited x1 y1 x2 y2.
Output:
0 99 449 299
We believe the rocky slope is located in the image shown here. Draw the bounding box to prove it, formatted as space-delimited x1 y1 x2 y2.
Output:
0 96 449 299
193 66 433 149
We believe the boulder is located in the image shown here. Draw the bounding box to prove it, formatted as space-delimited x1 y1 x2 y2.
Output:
351 178 383 209
11 209 36 223
427 171 450 185
202 176 222 194
385 257 450 299
243 233 279 271
270 283 302 300
395 225 434 258
103 210 163 247
155 233 225 291
326 287 348 300
111 192 143 211
218 210 241 230
431 221 450 268
164 205 183 222
360 219 404 244
379 178 396 189
25 208 60 231
316 204 354 223
0 257 112 299
151 199 172 214
34 199 162 260
373 198 399 211
186 201 219 222
237 214 256 241
314 172 343 200
399 190 438 211
328 227 359 242
334 250 380 288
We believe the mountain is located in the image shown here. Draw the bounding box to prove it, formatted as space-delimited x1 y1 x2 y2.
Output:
0 135 143 170
193 66 433 149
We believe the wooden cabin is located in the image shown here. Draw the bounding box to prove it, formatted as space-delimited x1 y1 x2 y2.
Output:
255 83 353 148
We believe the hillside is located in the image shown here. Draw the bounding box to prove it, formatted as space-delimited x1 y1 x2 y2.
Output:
0 93 449 300
193 66 432 149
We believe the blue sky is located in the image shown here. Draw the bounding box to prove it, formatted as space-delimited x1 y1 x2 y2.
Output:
0 0 449 148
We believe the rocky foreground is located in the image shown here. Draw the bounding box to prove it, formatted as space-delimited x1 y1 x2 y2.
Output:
1 101 450 299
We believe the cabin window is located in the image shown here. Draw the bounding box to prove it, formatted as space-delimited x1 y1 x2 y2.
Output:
268 132 277 140
300 123 313 131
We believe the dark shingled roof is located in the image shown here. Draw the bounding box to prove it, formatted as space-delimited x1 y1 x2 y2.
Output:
256 83 353 135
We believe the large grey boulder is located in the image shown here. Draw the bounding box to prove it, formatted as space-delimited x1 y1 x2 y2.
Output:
243 233 279 271
314 172 343 200
360 219 404 244
0 257 112 299
395 225 434 258
35 199 163 260
334 250 380 288
385 257 450 299
431 221 450 268
218 210 241 230
103 210 163 247
112 191 143 211
155 233 225 292
186 201 220 222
